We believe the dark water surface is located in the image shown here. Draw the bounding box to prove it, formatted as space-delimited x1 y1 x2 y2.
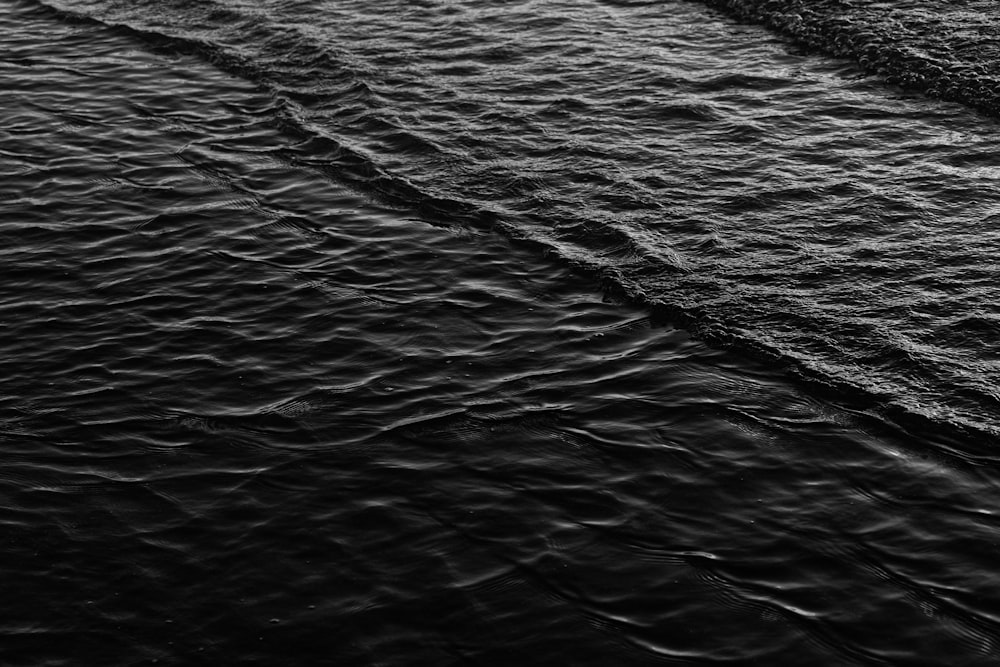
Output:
3 0 1000 664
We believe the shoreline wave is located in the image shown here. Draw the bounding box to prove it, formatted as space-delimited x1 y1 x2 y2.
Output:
21 0 1000 452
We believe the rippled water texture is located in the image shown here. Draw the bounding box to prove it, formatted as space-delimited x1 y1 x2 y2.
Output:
31 0 1000 439
4 0 1000 665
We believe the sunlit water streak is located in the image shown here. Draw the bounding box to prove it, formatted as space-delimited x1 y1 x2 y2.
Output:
3 0 1000 664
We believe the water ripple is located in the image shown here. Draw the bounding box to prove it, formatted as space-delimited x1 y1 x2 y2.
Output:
5 0 1000 664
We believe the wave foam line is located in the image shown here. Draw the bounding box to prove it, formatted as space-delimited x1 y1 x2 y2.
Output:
694 0 1000 117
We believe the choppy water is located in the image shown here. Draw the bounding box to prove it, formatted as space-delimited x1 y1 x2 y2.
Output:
3 0 1000 664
